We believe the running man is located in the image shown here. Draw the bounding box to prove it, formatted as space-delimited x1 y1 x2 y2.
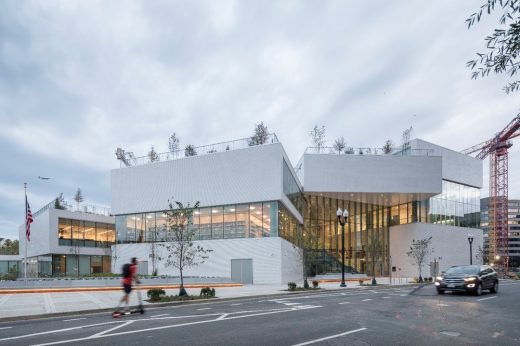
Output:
114 257 140 314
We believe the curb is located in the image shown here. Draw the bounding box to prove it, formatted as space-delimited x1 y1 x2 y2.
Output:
0 284 419 323
0 283 243 295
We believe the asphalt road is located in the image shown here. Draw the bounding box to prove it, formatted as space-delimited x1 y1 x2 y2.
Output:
1 280 519 346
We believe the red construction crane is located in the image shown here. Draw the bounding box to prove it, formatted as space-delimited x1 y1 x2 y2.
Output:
462 114 520 275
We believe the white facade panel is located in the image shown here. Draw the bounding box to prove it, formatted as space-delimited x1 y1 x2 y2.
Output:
411 139 483 188
389 223 483 278
112 237 301 285
302 154 442 194
111 143 300 217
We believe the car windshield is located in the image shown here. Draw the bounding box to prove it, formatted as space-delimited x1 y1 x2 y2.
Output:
445 265 480 275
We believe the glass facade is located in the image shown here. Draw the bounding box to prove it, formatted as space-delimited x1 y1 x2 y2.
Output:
116 201 278 243
389 181 480 228
58 218 116 248
283 159 304 215
297 195 390 276
51 254 111 276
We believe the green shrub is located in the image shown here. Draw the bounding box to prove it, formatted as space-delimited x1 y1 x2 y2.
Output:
287 282 297 291
312 280 319 288
147 288 166 301
0 273 17 281
303 279 309 289
200 287 216 298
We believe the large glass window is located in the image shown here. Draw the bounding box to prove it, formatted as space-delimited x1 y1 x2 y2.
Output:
212 207 224 239
235 204 249 238
84 221 96 247
58 219 72 246
249 203 263 238
223 205 236 239
145 213 156 242
199 208 212 240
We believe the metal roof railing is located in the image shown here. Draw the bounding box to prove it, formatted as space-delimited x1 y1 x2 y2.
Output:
304 146 435 156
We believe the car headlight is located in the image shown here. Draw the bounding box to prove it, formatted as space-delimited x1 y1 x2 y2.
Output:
464 277 477 282
436 276 443 281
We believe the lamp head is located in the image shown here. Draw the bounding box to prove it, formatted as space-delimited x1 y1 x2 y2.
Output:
343 209 349 218
336 208 343 217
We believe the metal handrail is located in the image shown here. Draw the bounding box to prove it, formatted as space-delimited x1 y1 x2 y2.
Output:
304 146 435 156
121 133 279 167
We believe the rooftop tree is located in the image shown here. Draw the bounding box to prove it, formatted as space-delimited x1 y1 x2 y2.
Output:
74 188 84 211
333 136 346 154
248 122 269 146
309 125 326 153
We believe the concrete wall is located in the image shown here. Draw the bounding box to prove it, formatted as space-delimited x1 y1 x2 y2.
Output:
111 143 303 222
19 209 114 258
389 223 484 278
411 139 482 188
302 153 442 194
112 237 302 285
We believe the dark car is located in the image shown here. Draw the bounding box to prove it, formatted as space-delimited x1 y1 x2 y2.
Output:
435 265 498 296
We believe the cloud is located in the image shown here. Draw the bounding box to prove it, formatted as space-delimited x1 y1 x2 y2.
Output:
0 0 519 239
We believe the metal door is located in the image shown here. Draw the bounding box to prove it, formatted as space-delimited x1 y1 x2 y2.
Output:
231 259 253 284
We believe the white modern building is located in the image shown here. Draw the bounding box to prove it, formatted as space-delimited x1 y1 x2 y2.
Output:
111 135 483 284
18 200 115 277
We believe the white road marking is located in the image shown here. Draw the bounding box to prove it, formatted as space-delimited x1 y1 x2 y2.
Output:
0 321 125 342
382 297 391 299
477 296 497 302
216 313 229 320
196 308 211 311
63 318 87 322
437 304 450 307
283 303 301 306
361 299 372 302
292 328 367 346
150 314 169 318
230 303 242 306
339 302 350 305
400 294 407 297
91 321 134 337
30 306 322 346
0 327 12 330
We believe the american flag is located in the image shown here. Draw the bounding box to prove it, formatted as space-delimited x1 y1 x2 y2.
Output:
26 197 33 241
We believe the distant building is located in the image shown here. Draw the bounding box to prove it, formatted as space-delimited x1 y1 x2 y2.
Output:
111 136 483 283
481 197 520 269
17 200 115 277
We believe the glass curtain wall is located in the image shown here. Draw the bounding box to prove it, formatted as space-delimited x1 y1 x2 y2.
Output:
51 255 112 277
115 201 278 243
298 195 390 276
59 218 115 248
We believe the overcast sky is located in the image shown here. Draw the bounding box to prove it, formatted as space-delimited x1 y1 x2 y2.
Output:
1 1 519 240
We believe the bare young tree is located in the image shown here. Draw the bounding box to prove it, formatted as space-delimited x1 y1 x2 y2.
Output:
382 139 394 154
366 232 385 285
74 188 84 211
475 245 485 264
149 241 163 276
168 133 180 153
148 146 160 162
406 236 434 282
164 200 212 296
333 136 346 154
292 224 321 287
184 145 197 157
248 122 269 146
309 125 326 152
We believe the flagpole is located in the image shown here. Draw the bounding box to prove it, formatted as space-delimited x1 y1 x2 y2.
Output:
24 182 27 281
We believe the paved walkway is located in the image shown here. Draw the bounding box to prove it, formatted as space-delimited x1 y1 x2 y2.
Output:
0 277 413 321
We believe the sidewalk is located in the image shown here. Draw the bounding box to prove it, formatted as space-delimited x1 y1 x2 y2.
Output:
0 277 413 321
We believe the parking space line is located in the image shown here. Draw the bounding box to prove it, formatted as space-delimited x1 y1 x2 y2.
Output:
477 296 497 302
292 327 367 346
197 308 211 311
361 299 372 302
230 303 242 306
339 302 350 305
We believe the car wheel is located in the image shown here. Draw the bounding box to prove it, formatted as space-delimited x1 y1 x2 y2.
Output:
437 289 445 294
475 283 483 296
489 281 498 294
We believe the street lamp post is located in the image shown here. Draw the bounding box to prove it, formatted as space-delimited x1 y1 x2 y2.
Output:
467 234 474 265
336 208 349 288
